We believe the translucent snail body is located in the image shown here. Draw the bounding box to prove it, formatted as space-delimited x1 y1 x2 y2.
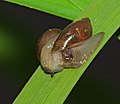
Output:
37 18 104 77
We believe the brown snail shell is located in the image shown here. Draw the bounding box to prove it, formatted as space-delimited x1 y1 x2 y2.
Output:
52 18 92 52
37 18 104 77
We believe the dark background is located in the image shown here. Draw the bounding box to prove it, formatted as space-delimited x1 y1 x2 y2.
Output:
0 1 120 104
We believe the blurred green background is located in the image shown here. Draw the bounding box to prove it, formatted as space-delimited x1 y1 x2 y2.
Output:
0 1 120 104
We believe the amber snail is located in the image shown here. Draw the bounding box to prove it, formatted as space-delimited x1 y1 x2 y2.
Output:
37 18 104 77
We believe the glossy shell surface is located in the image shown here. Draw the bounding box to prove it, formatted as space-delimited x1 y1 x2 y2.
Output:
52 18 92 52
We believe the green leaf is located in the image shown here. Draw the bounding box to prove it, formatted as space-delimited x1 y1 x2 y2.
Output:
4 0 120 104
5 0 88 20
68 0 91 11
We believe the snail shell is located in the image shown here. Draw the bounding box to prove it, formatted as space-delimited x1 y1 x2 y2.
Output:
37 18 104 77
52 18 92 52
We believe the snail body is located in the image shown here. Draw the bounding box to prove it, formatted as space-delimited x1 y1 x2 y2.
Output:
37 18 104 77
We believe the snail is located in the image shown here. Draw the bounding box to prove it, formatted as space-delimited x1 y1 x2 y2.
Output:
37 18 104 77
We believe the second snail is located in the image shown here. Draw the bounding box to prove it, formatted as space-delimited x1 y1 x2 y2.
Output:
37 18 104 77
